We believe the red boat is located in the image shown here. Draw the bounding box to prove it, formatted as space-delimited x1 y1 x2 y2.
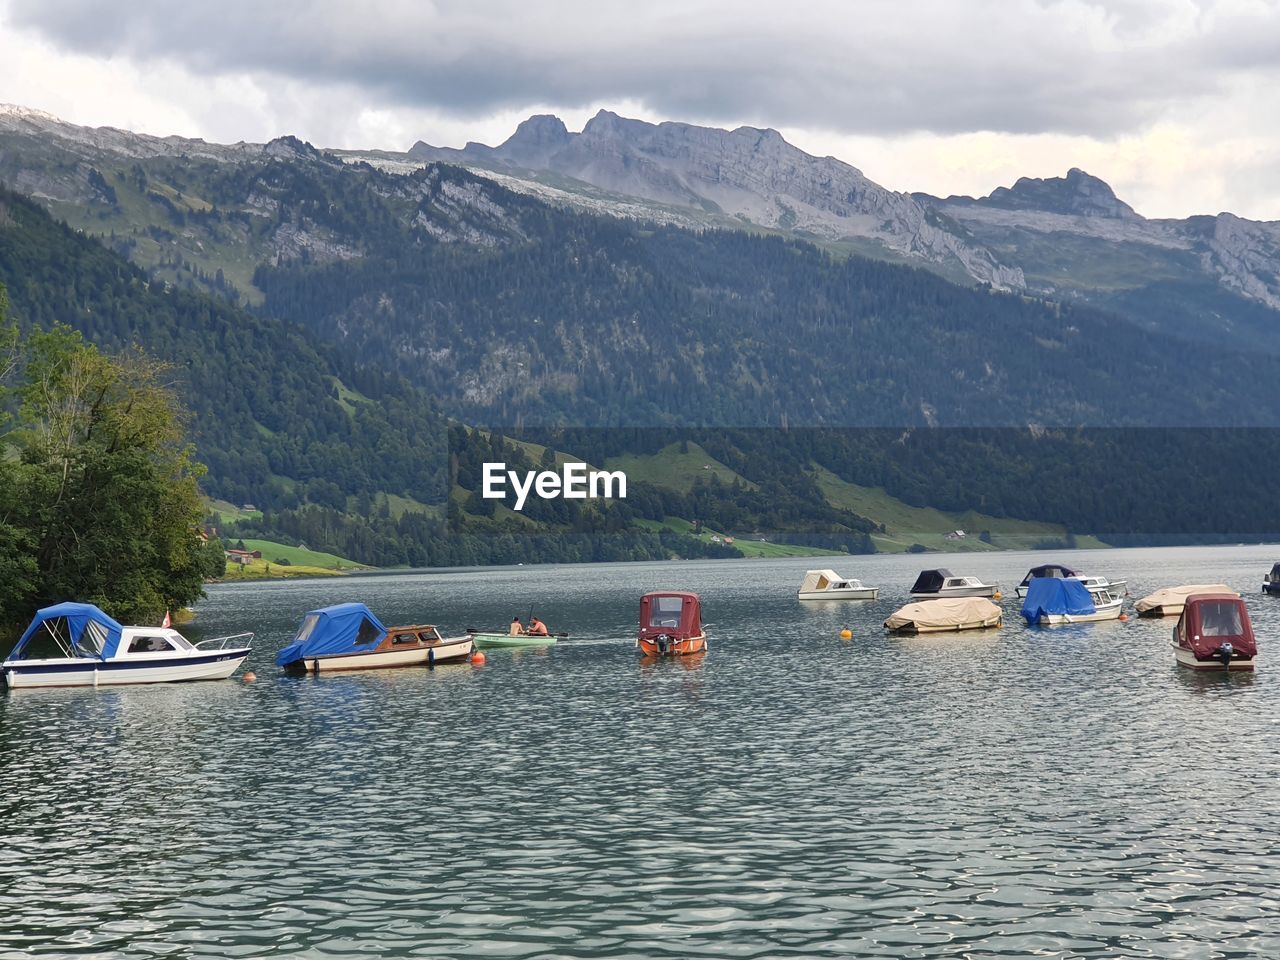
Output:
1172 593 1258 671
637 592 707 657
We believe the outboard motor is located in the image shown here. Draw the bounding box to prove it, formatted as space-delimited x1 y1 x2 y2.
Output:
1216 642 1234 667
656 633 672 655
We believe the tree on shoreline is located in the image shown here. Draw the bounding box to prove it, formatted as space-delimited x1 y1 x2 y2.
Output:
0 286 211 629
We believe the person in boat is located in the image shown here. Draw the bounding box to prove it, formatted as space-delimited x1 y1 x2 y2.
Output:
509 617 525 636
528 616 550 637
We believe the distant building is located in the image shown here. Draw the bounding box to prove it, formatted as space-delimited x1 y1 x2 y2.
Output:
945 530 967 540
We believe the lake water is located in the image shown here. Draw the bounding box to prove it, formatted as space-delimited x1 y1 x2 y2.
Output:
4 544 1280 958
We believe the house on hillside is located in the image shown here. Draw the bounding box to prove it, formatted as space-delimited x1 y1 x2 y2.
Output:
945 530 967 541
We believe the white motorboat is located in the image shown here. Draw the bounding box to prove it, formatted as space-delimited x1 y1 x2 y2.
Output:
798 569 878 601
1072 575 1129 597
2 602 251 689
909 568 999 600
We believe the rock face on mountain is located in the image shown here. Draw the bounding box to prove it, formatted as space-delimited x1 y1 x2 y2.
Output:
919 168 1280 314
411 110 1026 290
956 168 1138 220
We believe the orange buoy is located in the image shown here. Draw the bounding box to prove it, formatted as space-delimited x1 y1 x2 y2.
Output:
840 629 853 640
242 671 257 682
471 651 487 665
993 591 1003 601
1118 613 1129 622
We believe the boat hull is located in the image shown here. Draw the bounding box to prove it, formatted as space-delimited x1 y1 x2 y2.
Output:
2 650 250 689
1264 582 1280 596
297 637 473 672
472 633 557 649
910 587 997 600
637 633 707 657
1038 600 1125 625
1171 642 1255 671
798 588 878 601
888 617 1002 634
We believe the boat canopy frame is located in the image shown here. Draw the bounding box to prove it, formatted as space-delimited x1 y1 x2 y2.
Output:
910 569 954 594
639 592 703 639
6 603 125 662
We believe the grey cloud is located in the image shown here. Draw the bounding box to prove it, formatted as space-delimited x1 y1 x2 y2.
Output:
6 0 1268 138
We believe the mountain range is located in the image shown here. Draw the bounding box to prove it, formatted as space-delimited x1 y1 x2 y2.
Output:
4 102 1280 555
402 109 1280 345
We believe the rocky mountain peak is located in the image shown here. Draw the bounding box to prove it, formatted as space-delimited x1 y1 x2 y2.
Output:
495 114 571 166
983 168 1138 219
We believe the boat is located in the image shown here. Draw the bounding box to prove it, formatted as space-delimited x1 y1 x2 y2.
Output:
798 569 878 601
1071 575 1129 597
1021 578 1123 625
637 592 707 657
1135 584 1237 618
277 603 473 672
1 602 252 689
884 597 1003 634
1264 563 1280 596
469 631 558 649
1014 563 1079 598
1171 593 1257 671
909 569 999 600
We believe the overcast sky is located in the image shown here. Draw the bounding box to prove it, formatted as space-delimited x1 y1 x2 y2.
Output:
3 0 1279 220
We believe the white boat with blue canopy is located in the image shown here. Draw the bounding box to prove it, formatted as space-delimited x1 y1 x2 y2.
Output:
2 602 252 689
1021 578 1123 626
277 602 473 673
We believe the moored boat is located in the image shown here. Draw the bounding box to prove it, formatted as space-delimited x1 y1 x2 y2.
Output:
1171 593 1257 671
637 591 707 657
1071 575 1129 597
469 631 558 649
798 569 878 601
909 569 999 600
1135 584 1237 618
1263 563 1280 596
277 603 473 672
1014 563 1079 599
884 597 1003 634
1021 578 1123 625
2 602 252 689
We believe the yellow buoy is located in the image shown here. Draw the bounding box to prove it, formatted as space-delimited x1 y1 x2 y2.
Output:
839 628 853 640
993 591 1003 600
242 671 257 682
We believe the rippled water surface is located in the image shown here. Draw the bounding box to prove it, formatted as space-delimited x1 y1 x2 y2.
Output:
5 545 1280 958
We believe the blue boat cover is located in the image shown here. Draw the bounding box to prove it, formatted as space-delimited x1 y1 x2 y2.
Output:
276 603 387 667
1021 578 1096 625
7 602 125 661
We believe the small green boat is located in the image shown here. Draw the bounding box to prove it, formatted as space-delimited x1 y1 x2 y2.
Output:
470 632 558 650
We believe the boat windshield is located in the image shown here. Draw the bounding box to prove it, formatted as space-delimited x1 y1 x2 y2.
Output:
649 596 684 628
1199 601 1244 637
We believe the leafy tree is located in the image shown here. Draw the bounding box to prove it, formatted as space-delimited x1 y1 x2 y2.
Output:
0 323 211 627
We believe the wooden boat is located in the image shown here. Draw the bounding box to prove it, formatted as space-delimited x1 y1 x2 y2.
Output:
909 568 999 600
884 597 1003 634
798 569 878 600
2 602 251 689
1171 593 1257 671
277 603 472 673
1263 563 1280 596
1135 584 1237 618
1021 578 1123 625
637 591 707 657
469 631 558 649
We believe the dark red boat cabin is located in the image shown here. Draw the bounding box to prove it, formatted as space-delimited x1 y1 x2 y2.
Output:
1176 593 1257 661
639 592 703 640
